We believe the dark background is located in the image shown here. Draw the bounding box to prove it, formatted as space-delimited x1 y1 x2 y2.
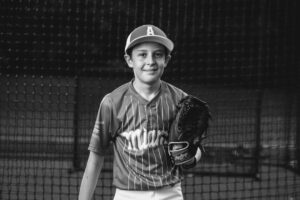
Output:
1 0 298 87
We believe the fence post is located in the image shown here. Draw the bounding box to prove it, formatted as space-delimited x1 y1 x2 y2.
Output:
296 89 300 174
254 89 263 179
284 90 293 168
72 76 80 170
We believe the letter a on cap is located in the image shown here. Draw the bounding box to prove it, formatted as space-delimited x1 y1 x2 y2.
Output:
147 26 155 36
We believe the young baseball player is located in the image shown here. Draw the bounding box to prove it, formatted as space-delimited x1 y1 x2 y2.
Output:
78 24 202 200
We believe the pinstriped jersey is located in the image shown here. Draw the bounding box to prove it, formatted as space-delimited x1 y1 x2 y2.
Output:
88 80 187 190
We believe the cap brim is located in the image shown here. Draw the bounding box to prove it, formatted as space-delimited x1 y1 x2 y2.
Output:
125 35 174 54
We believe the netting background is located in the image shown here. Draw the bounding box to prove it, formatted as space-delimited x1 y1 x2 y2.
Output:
0 0 299 200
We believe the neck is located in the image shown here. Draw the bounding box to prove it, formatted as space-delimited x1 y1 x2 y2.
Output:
133 80 161 101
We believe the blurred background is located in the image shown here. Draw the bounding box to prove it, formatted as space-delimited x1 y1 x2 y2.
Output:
0 0 299 199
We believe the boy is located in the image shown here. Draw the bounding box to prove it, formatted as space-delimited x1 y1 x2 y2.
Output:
78 24 202 200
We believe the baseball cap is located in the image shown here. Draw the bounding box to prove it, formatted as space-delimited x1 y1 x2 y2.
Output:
125 24 174 54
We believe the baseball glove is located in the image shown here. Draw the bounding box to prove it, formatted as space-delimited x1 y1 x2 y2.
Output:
168 95 211 169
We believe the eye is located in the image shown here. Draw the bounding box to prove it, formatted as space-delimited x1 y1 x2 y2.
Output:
154 52 164 58
138 53 147 58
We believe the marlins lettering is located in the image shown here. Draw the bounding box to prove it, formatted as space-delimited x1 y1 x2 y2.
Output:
121 129 168 151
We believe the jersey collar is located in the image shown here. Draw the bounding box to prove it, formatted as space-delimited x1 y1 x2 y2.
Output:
129 79 166 106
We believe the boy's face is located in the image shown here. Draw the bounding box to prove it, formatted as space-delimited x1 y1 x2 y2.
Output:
125 42 170 86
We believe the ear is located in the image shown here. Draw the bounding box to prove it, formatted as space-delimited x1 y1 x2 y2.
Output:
164 55 171 67
124 54 133 68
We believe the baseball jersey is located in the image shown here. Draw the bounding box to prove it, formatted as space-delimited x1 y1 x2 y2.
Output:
88 80 187 190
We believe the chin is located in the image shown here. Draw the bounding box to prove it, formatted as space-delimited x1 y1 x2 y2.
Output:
142 77 160 85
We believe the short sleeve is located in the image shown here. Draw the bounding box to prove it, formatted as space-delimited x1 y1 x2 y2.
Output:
88 95 114 155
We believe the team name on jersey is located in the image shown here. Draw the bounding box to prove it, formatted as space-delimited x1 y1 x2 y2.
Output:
120 129 168 151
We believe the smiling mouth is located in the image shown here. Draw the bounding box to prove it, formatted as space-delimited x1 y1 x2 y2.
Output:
143 68 158 72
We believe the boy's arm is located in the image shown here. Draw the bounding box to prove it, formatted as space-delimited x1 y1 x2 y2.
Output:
78 151 105 200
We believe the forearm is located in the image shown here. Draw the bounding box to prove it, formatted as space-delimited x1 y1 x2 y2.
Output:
79 169 100 200
78 152 104 200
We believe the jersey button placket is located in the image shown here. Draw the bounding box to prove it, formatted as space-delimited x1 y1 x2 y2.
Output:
148 103 157 131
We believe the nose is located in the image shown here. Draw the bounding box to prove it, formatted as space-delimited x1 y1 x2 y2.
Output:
146 54 155 65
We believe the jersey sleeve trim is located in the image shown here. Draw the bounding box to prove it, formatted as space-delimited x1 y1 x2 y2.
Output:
88 94 114 155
